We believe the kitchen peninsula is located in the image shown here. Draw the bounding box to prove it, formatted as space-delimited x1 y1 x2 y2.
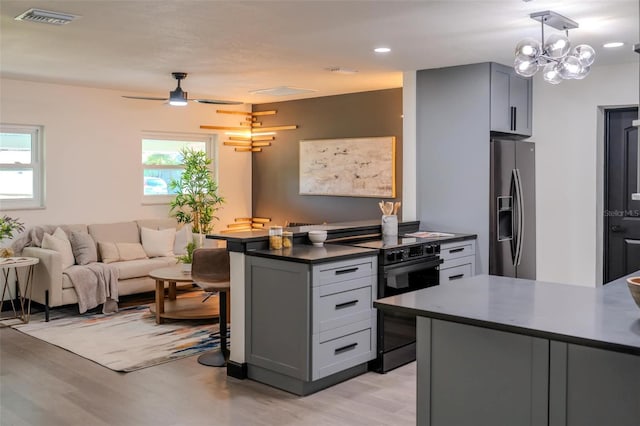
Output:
374 274 640 426
208 220 477 382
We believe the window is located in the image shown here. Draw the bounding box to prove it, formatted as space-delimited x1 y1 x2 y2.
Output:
141 133 215 203
0 124 44 210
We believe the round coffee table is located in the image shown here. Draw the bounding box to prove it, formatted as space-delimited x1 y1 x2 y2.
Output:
149 265 219 324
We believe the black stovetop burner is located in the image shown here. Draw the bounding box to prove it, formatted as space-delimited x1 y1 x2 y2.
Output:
346 236 440 265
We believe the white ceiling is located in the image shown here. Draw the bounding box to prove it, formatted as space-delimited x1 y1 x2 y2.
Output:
1 0 638 104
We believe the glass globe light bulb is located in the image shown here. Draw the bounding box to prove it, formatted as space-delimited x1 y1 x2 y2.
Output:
558 56 582 79
515 38 542 60
573 65 591 80
544 33 571 58
573 44 596 67
514 58 539 77
542 63 562 84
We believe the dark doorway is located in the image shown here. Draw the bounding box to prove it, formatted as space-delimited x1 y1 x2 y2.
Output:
604 107 640 283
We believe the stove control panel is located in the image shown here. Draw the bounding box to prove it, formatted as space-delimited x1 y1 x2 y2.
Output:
384 243 440 264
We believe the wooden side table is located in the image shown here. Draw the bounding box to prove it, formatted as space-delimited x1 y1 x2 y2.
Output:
149 265 219 324
0 257 39 323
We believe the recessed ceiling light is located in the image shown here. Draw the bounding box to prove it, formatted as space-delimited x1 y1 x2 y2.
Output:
374 47 391 53
603 42 624 48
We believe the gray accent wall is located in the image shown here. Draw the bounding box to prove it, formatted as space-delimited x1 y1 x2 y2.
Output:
252 88 402 226
416 64 490 274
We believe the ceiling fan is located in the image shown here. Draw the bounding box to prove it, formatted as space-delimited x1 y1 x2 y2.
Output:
122 72 242 106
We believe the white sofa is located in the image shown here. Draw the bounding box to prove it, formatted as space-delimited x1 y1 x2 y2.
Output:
23 218 188 320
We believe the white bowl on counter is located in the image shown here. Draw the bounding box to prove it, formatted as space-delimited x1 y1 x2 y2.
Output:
308 230 328 247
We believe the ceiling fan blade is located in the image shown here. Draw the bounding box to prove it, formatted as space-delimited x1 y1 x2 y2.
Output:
192 99 243 105
122 96 168 101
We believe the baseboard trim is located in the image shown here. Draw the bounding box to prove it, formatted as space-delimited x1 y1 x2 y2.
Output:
227 360 247 379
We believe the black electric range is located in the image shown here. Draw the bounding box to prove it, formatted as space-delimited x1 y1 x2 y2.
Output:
345 236 443 373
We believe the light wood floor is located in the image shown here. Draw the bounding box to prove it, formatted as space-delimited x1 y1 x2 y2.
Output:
0 326 416 426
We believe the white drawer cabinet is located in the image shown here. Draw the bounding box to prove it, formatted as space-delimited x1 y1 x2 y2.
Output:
440 239 477 284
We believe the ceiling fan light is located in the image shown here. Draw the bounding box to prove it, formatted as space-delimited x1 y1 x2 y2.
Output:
573 44 596 67
514 57 539 77
515 38 542 60
169 88 188 106
544 33 571 58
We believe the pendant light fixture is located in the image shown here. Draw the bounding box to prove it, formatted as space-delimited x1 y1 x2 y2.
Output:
514 10 595 84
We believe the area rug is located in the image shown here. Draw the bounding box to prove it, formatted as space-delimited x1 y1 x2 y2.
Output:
8 304 228 372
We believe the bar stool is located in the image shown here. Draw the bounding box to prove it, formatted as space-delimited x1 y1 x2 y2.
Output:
191 248 230 367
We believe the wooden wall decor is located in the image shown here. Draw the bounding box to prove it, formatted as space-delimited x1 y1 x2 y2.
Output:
222 217 272 233
201 110 297 153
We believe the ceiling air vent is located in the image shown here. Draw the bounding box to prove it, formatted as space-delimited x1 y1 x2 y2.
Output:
15 8 79 25
249 86 318 96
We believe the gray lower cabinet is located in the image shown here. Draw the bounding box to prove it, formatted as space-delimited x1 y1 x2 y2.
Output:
245 254 377 395
439 240 476 284
417 318 640 426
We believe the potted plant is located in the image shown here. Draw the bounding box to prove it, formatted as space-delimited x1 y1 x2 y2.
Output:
177 240 197 273
0 215 25 258
169 147 224 245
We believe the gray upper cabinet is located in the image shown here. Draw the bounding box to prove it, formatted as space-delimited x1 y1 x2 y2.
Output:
490 63 533 137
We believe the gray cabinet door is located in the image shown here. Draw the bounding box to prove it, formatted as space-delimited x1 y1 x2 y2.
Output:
417 318 549 426
490 63 532 137
511 73 532 136
490 64 512 133
245 257 311 380
550 342 640 426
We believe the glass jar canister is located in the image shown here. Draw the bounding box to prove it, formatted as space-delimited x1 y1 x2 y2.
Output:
269 226 283 250
282 231 293 249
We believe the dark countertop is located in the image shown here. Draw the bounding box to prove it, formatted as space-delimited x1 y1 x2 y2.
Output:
246 244 378 264
374 273 640 355
207 219 476 253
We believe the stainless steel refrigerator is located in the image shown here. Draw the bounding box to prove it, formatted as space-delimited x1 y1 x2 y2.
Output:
489 139 536 279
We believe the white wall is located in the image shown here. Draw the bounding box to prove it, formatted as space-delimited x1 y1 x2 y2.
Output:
0 78 252 232
534 61 639 287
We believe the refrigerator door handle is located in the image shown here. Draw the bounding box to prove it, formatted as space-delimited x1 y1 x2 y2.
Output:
514 168 525 266
509 169 518 265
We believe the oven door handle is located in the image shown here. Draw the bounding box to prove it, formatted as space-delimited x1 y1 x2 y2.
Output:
384 258 443 277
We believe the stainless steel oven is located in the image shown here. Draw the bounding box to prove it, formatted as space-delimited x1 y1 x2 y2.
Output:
346 238 441 373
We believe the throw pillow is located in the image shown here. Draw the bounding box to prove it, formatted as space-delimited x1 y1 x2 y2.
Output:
173 224 192 256
42 230 75 270
69 231 98 265
98 242 148 264
141 227 175 257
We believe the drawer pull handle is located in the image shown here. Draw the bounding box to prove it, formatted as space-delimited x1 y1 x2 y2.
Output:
449 248 465 253
335 300 358 310
335 267 358 275
334 342 358 355
449 274 465 280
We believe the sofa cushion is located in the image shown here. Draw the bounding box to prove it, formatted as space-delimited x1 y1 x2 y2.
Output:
173 224 192 255
113 257 177 280
98 242 148 264
42 228 75 270
136 218 177 231
141 227 175 257
89 221 139 245
69 231 98 265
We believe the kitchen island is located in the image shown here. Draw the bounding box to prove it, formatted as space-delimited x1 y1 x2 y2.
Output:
374 274 640 426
